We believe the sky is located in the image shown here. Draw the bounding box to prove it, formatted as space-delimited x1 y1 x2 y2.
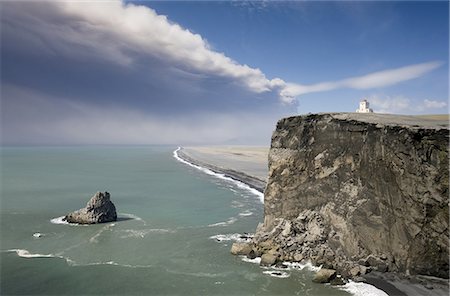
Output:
1 0 448 145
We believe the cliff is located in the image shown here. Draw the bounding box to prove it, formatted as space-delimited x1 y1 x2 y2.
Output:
243 113 449 279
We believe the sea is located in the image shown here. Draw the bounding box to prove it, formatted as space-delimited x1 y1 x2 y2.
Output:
0 146 387 296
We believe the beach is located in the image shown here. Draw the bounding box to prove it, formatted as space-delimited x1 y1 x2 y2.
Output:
178 146 269 193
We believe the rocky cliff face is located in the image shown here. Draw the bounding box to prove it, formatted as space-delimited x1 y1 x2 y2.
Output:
65 191 117 224
251 113 449 279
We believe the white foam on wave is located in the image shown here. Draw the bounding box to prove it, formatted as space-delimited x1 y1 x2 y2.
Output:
261 261 320 274
263 270 290 278
340 280 389 296
239 254 386 296
282 261 321 272
119 213 147 225
241 256 261 264
50 216 88 226
50 216 69 225
75 261 153 268
7 249 59 259
209 233 252 243
239 210 253 217
208 217 237 227
119 228 176 239
240 257 322 279
6 249 75 266
4 249 154 269
173 147 264 203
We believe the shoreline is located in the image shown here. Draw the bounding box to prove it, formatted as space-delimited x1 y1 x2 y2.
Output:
176 147 267 193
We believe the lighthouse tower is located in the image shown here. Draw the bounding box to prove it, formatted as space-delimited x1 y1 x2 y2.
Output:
356 99 373 113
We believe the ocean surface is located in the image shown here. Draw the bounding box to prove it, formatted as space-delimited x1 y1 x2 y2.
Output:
0 146 385 295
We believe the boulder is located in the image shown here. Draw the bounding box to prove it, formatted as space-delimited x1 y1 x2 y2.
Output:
260 253 277 266
64 191 117 224
230 243 252 256
313 268 337 283
330 276 346 286
247 250 257 260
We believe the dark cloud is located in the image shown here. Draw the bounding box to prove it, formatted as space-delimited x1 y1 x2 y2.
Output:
1 1 295 145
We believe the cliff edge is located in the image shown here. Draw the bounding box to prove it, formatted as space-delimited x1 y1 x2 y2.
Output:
242 113 449 280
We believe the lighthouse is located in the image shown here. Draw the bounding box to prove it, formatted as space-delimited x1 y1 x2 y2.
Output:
356 99 373 113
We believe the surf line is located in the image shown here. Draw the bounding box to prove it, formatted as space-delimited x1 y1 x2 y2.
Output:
173 147 264 203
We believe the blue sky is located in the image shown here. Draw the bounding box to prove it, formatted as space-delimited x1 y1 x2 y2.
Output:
1 1 448 145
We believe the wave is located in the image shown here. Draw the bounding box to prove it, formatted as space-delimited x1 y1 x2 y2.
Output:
50 216 69 225
239 210 253 217
241 256 261 264
4 249 153 269
268 261 388 296
50 216 89 226
208 217 237 227
74 261 153 268
5 249 76 266
340 280 389 296
281 261 321 272
209 233 252 243
240 257 386 296
263 270 290 278
173 147 264 203
119 228 176 239
241 257 321 273
6 249 63 260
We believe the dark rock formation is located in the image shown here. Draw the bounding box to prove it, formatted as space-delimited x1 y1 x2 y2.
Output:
64 191 117 224
235 113 449 280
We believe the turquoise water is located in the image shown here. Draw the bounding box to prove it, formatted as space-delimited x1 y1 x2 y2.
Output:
0 146 352 295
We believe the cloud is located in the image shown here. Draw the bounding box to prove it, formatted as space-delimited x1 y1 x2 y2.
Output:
2 1 440 107
423 99 447 109
368 95 447 114
1 1 295 114
0 1 445 145
281 61 444 99
1 1 300 145
2 1 281 94
1 84 283 145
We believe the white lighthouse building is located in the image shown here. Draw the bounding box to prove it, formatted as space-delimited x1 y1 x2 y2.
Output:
356 99 373 113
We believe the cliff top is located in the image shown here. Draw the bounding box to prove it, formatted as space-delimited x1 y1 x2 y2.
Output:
292 113 449 130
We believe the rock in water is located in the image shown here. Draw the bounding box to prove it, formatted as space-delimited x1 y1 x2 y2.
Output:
230 243 252 256
64 192 117 224
313 269 337 283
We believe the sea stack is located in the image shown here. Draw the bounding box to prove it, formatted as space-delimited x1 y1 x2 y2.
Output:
64 191 117 224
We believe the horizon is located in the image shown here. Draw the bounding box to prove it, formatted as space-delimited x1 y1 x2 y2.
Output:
1 1 448 145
